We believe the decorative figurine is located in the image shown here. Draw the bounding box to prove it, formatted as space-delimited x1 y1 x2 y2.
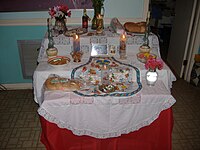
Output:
96 14 104 34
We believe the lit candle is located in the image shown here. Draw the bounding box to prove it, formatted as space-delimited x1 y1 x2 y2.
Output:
119 33 127 59
120 33 126 50
73 34 80 51
103 64 107 70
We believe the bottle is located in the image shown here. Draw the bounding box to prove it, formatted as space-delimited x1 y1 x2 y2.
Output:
82 9 89 30
46 18 58 57
47 18 54 48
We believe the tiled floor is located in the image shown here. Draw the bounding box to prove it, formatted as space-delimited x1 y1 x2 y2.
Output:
0 79 200 150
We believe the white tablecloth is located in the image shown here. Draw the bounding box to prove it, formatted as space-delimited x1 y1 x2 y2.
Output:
33 31 176 104
37 27 161 63
33 57 176 105
34 30 176 139
38 80 176 139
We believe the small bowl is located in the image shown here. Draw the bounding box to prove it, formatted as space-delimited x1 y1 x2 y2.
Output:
46 47 58 57
139 45 151 53
137 52 157 63
48 56 70 68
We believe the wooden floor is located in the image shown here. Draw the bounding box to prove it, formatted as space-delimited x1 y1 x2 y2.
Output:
0 79 200 149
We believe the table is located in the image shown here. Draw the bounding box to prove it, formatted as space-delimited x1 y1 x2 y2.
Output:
39 108 173 150
34 28 176 149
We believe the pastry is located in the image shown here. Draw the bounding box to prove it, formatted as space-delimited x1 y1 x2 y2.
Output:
124 22 146 33
48 56 70 66
45 77 81 91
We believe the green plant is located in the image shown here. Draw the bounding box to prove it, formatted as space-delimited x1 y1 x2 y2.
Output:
91 0 104 7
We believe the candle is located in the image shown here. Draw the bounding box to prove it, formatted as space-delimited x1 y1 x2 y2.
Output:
103 64 107 70
73 34 80 51
120 33 126 50
119 33 126 59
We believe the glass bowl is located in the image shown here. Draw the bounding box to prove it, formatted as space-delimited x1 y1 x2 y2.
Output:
137 52 157 63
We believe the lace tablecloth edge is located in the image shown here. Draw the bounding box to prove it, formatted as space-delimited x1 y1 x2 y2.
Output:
38 97 176 139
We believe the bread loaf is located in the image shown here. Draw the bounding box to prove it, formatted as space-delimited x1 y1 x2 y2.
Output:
45 77 81 91
124 22 146 33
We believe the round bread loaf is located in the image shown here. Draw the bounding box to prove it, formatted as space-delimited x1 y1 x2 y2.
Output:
124 22 146 33
45 77 81 91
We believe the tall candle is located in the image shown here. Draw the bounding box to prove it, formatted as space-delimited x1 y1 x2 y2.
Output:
119 33 126 59
120 33 126 50
73 34 80 51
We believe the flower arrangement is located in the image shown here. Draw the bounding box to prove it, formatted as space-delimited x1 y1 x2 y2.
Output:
145 58 164 71
49 5 71 20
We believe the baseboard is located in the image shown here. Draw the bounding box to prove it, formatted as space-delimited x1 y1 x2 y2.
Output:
2 83 33 90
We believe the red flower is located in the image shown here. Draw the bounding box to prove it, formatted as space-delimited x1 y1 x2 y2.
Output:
48 5 71 19
145 58 164 70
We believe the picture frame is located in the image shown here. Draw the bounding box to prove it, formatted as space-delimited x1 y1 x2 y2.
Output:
91 44 108 57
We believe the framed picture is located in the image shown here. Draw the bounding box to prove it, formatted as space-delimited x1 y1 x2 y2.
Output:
91 44 108 57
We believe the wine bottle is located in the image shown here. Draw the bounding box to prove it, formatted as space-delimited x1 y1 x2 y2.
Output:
82 9 89 30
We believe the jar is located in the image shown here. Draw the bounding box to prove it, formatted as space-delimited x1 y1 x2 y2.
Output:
46 47 58 58
145 69 158 86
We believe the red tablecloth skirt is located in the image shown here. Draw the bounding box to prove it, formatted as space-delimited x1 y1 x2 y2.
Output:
39 108 173 150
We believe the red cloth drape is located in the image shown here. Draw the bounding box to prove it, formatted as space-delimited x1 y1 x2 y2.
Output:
39 108 173 150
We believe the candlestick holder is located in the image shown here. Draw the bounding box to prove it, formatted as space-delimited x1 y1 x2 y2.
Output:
70 51 83 63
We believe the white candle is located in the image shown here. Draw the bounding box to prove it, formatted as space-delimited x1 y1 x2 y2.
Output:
120 33 126 50
119 33 127 59
73 34 80 51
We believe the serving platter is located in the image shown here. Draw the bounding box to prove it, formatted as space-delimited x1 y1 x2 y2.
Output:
71 57 142 97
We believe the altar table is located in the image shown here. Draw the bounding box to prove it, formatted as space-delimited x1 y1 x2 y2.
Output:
39 108 173 150
34 28 176 150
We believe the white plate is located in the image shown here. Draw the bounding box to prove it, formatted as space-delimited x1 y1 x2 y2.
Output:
48 56 70 68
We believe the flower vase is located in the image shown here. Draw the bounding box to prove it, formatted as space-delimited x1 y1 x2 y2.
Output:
145 69 158 86
54 18 67 34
